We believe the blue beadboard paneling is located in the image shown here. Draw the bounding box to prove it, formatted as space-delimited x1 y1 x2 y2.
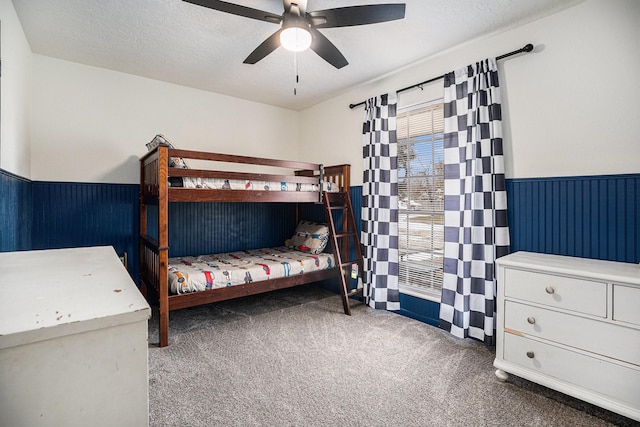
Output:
351 185 363 236
168 202 296 257
397 174 640 325
398 294 440 327
16 174 636 326
294 201 326 225
348 185 363 270
31 181 140 283
506 174 640 263
0 169 33 252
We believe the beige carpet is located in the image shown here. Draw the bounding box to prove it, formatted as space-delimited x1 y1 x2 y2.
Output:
148 285 636 426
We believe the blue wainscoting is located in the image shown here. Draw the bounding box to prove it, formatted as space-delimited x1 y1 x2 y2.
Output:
2 173 636 315
396 174 640 326
350 186 363 236
0 169 33 252
31 181 140 283
507 174 640 263
167 202 297 257
398 294 441 327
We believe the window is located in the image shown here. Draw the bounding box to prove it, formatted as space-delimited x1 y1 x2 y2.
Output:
397 100 444 301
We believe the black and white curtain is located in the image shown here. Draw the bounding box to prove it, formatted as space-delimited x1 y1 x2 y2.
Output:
361 93 400 311
439 59 510 345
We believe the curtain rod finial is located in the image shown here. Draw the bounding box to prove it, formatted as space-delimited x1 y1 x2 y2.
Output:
524 43 534 52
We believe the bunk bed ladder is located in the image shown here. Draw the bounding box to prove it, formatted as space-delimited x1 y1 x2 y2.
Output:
323 191 364 315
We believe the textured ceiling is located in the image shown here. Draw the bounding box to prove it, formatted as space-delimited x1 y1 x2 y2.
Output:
12 0 581 110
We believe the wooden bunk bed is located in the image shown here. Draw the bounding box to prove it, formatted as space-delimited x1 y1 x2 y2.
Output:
139 143 361 347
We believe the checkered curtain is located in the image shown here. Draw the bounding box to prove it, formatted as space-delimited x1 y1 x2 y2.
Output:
438 59 510 345
361 93 400 311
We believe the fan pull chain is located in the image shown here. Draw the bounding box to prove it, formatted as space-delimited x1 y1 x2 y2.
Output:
294 51 299 96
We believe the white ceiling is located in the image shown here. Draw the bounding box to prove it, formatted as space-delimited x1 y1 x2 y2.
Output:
12 0 580 111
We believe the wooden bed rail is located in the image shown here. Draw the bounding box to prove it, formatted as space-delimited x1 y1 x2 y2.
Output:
167 148 321 171
140 144 323 173
139 235 160 294
322 164 351 192
141 150 160 203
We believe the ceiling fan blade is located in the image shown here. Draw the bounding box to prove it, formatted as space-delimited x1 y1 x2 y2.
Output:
309 28 348 69
243 29 282 64
309 4 406 28
183 0 282 24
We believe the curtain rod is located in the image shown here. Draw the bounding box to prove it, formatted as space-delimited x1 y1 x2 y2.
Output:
348 43 534 109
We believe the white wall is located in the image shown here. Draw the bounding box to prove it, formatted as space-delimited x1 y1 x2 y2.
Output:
30 56 300 184
299 0 640 183
0 0 32 178
19 0 640 184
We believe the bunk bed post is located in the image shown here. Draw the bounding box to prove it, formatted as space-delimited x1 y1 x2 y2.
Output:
343 165 350 195
139 158 147 299
157 145 170 347
318 164 325 204
342 165 350 258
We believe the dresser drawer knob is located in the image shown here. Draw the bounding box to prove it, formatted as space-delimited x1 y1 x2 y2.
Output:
526 351 535 359
545 286 555 294
527 317 536 324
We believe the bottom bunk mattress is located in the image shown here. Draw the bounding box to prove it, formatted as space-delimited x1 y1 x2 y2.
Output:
168 247 335 294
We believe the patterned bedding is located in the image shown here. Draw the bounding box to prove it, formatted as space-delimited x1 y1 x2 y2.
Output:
168 247 335 294
172 176 338 192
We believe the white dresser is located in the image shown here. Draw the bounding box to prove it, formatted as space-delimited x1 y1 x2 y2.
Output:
0 246 151 427
494 251 640 422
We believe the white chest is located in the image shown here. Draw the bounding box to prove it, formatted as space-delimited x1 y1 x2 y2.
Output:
0 246 151 427
494 251 640 422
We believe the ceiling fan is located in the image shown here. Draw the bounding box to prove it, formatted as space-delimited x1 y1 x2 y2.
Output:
183 0 406 69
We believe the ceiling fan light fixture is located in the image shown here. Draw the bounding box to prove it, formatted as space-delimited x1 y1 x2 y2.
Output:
279 6 312 53
183 0 406 68
280 26 312 52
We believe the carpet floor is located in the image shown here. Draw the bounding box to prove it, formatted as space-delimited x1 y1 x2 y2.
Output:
148 285 637 426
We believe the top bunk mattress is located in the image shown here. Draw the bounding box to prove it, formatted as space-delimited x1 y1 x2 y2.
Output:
170 176 339 192
168 247 335 295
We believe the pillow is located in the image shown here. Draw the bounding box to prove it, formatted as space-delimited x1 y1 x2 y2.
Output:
287 220 330 254
146 134 189 169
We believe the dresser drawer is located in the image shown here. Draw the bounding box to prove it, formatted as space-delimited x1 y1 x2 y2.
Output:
504 268 607 317
613 284 640 327
503 332 640 408
504 301 640 366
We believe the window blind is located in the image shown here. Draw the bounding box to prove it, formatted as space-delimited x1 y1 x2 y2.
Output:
397 101 444 301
